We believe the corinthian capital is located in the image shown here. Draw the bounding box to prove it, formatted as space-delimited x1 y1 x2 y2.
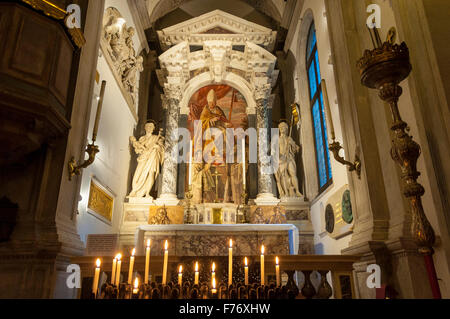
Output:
254 84 272 101
164 84 183 101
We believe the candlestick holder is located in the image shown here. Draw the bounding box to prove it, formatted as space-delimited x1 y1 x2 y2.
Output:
184 186 196 224
68 142 100 181
329 139 362 179
357 27 440 298
237 191 250 224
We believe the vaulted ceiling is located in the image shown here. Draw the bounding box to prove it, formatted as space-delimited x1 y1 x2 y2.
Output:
146 0 285 24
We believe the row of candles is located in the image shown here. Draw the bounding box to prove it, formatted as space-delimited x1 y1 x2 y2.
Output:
92 240 281 296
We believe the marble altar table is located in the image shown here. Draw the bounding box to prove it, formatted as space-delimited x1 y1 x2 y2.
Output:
134 224 299 256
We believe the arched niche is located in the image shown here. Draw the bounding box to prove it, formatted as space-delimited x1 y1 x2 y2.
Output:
179 72 256 116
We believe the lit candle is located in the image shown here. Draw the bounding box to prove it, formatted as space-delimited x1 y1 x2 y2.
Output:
244 257 249 286
133 277 139 295
212 262 216 284
228 239 233 286
188 140 193 186
195 262 199 285
211 277 217 295
260 245 265 286
321 79 336 141
128 248 136 284
92 259 101 297
162 240 169 285
92 80 107 142
276 257 280 288
178 265 183 286
115 254 122 287
111 255 117 285
145 239 151 284
242 138 246 189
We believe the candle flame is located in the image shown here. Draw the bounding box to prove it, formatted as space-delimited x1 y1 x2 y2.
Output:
212 278 216 289
212 262 216 272
276 257 279 265
179 265 183 273
229 239 233 248
116 253 122 261
261 245 265 255
195 262 199 272
244 257 248 266
164 240 169 250
134 277 139 289
96 259 101 268
147 239 151 248
131 248 136 256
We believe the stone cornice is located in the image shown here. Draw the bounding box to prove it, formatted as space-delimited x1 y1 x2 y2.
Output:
157 10 277 51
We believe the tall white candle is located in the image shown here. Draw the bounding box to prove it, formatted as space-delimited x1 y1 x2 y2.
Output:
212 277 217 295
244 257 249 286
133 277 139 295
228 239 233 286
128 248 136 284
178 265 183 286
92 259 101 297
115 254 122 287
162 240 169 285
111 256 117 285
321 79 336 141
242 138 246 188
188 140 193 186
195 262 199 285
212 262 216 284
260 245 265 286
275 257 280 287
145 239 151 284
92 80 107 142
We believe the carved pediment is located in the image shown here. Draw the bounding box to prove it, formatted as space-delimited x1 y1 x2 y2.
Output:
157 10 277 51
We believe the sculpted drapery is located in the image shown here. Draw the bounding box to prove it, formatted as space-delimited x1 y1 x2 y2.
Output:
129 123 165 198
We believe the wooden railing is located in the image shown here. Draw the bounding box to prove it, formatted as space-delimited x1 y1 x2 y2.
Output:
72 255 360 299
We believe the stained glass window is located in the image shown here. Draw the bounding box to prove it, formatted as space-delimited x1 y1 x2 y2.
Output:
306 23 332 191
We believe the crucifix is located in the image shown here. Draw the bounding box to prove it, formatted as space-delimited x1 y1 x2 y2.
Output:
211 166 222 203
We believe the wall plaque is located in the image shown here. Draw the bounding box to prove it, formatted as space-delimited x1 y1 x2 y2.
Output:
87 178 114 224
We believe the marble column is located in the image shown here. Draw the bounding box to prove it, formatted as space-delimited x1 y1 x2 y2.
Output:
255 95 280 206
156 96 180 206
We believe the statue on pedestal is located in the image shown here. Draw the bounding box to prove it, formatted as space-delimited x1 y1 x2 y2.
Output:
129 122 165 198
275 122 302 198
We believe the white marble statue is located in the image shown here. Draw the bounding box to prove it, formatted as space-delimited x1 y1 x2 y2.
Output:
275 122 303 198
129 123 165 198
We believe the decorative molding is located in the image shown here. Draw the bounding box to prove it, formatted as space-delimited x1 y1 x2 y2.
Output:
157 10 277 51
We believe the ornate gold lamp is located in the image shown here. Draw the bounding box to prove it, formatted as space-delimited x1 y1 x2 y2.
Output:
68 81 106 180
357 28 441 298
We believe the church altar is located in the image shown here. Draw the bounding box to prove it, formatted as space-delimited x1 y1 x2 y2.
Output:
134 224 299 257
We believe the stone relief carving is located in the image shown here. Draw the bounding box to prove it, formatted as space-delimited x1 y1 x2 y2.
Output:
129 123 165 199
275 122 303 198
149 206 171 225
268 205 287 224
103 7 143 106
285 210 309 221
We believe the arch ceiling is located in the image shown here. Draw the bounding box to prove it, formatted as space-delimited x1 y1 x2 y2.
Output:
147 0 283 24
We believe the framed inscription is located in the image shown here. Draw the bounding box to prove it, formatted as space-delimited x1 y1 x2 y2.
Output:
87 178 114 224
